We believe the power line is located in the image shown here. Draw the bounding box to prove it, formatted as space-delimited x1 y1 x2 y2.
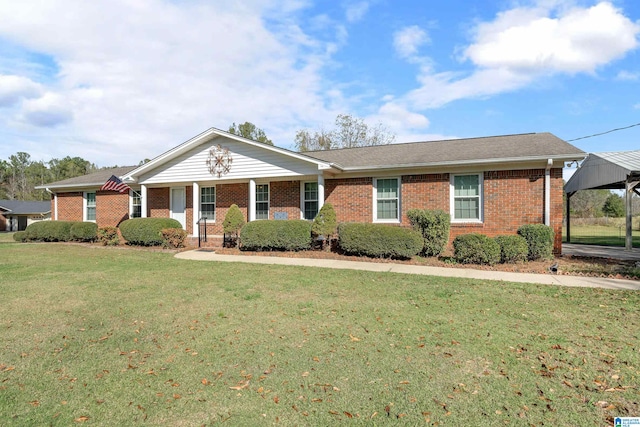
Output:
567 122 640 142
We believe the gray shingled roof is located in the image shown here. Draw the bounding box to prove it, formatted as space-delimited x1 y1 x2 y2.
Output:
304 132 585 169
38 166 138 189
0 200 51 214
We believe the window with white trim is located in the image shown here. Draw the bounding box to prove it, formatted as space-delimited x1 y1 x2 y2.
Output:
451 174 483 222
302 182 318 220
131 191 142 218
200 186 216 220
256 184 269 220
374 178 400 222
85 191 96 221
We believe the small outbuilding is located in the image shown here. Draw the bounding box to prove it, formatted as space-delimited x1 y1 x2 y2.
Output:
564 150 640 250
0 200 52 231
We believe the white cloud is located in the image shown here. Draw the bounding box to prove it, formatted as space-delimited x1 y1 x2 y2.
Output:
634 103 640 110
463 2 639 74
617 70 640 81
345 1 370 23
372 101 430 129
0 74 42 107
19 92 73 127
393 25 430 60
401 1 640 109
0 0 345 165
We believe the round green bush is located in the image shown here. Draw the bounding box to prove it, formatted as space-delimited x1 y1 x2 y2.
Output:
13 231 27 242
453 233 501 265
494 235 528 263
518 224 554 260
24 220 76 242
407 209 450 257
240 220 312 251
119 218 183 246
223 204 245 234
70 222 98 242
338 223 423 259
311 203 337 239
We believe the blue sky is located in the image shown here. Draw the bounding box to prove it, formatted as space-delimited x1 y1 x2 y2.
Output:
0 0 638 170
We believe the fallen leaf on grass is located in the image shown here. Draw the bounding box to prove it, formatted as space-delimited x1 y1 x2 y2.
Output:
28 400 40 406
74 416 90 422
344 411 353 418
349 334 360 342
0 365 15 372
229 380 249 390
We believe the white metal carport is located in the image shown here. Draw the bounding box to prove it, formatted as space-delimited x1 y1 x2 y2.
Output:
564 150 640 250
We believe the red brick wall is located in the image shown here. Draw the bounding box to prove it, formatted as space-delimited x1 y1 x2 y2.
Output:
56 192 83 222
148 188 169 219
96 191 130 227
185 186 193 234
325 177 373 223
271 181 301 220
325 169 564 253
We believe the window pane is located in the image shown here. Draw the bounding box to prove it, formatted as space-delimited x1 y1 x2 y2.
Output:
304 182 318 200
86 192 96 221
87 192 96 206
455 198 479 219
256 202 269 219
200 187 216 220
377 200 398 220
377 179 397 199
454 175 479 197
304 201 318 220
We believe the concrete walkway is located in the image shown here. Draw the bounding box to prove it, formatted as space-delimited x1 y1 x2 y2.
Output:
175 250 640 291
563 243 640 261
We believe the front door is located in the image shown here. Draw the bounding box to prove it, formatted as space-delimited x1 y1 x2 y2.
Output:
170 187 186 229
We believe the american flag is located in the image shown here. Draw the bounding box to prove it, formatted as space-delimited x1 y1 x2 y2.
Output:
100 175 131 193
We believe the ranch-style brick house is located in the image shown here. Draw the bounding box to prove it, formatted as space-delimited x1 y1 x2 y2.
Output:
38 128 585 253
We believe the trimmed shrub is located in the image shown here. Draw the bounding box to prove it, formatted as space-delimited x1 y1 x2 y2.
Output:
453 233 501 265
518 224 554 260
494 235 528 264
13 231 27 242
223 204 245 235
407 209 450 257
311 203 337 239
337 223 423 259
24 220 76 242
70 222 98 242
119 217 183 246
240 220 312 251
97 226 120 246
161 228 188 249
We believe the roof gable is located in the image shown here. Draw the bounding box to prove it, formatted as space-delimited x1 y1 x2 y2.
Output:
37 166 138 190
565 149 640 193
124 128 331 184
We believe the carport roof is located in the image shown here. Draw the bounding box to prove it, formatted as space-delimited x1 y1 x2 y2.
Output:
564 149 640 193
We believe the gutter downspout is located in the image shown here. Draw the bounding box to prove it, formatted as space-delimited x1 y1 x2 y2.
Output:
544 159 552 227
45 188 57 220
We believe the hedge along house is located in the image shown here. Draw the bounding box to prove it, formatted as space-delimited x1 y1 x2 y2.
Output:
39 128 585 253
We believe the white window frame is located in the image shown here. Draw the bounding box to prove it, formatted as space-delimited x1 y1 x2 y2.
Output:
255 183 269 220
300 181 319 220
83 191 96 222
130 190 142 218
200 186 216 221
450 173 484 223
373 177 400 223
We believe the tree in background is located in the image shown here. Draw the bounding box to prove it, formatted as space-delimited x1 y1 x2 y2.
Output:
48 156 96 182
568 189 611 218
295 113 396 152
602 193 625 218
228 122 273 145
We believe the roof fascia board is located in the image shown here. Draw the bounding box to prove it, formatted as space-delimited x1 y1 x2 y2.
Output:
334 154 584 173
123 128 332 182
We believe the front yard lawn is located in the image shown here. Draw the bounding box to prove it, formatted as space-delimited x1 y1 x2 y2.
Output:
1 242 639 426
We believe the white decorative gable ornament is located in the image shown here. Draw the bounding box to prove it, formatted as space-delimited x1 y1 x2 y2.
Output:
206 145 233 178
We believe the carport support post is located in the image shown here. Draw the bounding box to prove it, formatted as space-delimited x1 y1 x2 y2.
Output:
566 192 573 243
626 180 633 251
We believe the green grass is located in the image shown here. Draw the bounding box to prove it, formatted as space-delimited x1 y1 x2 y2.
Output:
0 232 15 243
564 224 640 247
1 242 640 426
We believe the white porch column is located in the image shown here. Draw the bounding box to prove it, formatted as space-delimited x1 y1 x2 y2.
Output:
141 185 148 218
53 193 58 220
249 179 256 221
192 182 200 237
544 159 552 226
317 173 325 211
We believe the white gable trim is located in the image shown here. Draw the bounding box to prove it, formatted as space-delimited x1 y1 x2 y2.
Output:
123 128 336 184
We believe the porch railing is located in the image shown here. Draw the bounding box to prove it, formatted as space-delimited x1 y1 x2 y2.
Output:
196 217 207 248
